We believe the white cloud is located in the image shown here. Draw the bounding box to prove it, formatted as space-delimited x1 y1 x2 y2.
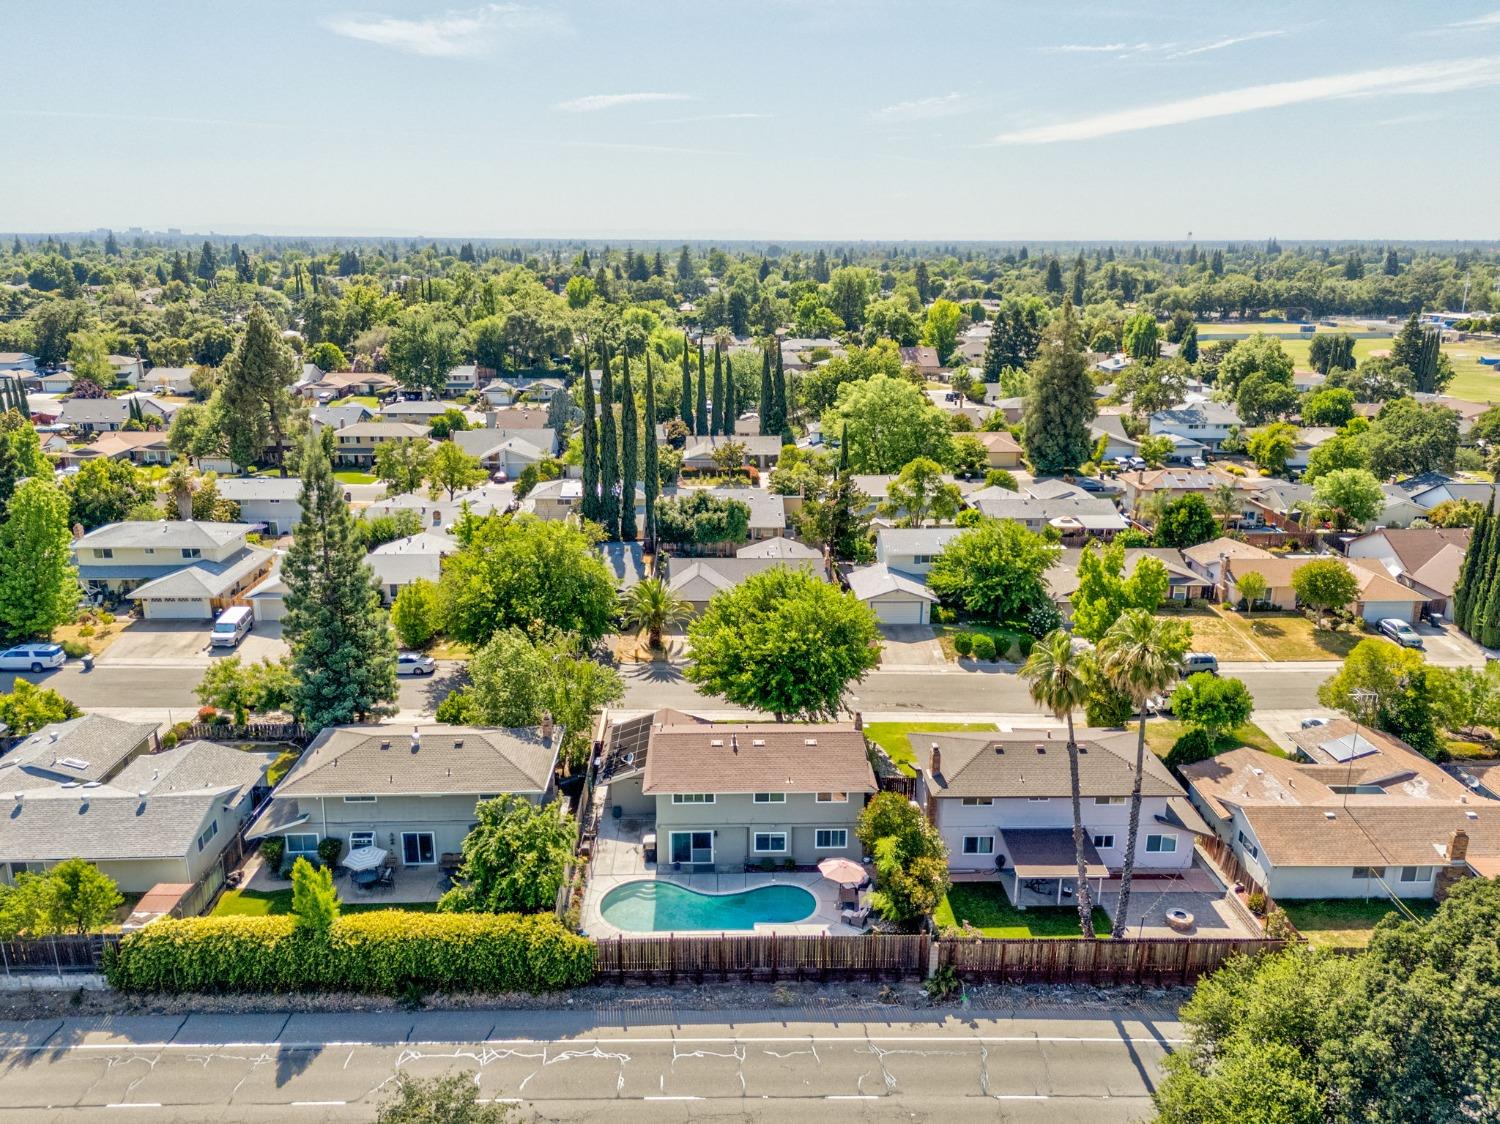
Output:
1046 42 1147 54
1447 9 1500 27
651 111 772 125
1165 30 1287 59
553 92 695 113
993 56 1500 144
322 4 558 58
872 92 974 122
1045 31 1286 60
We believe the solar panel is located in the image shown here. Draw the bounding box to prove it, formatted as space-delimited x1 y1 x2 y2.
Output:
1321 732 1377 764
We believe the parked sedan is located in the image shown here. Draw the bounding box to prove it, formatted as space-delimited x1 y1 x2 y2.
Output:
1378 618 1424 649
0 643 66 672
396 651 437 676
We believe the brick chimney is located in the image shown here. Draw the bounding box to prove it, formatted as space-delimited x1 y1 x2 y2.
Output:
852 710 863 731
1447 828 1469 864
929 742 942 779
541 711 554 742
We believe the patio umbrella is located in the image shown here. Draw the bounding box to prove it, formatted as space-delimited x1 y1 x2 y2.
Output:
344 846 388 872
817 857 866 886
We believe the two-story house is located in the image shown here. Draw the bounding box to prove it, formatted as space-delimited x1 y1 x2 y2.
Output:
331 421 432 467
108 355 145 387
247 722 561 869
874 527 966 578
453 427 559 477
913 729 1201 900
215 477 305 536
1148 400 1242 450
73 520 272 617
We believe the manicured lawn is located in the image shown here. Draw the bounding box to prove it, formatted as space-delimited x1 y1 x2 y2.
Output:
864 721 997 776
935 622 1029 662
1160 605 1362 662
1279 897 1439 949
1145 718 1287 760
266 748 301 786
1444 738 1500 761
211 889 440 917
334 470 378 485
1158 605 1265 662
936 881 1110 938
330 395 381 407
425 639 472 660
1442 344 1500 405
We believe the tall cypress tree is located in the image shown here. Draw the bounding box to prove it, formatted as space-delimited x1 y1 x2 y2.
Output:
679 332 693 430
598 342 620 538
619 351 639 542
580 353 601 523
1479 528 1500 649
759 346 774 435
773 344 790 439
695 337 709 435
282 429 397 731
1453 495 1492 634
711 343 725 436
643 353 660 547
723 350 737 435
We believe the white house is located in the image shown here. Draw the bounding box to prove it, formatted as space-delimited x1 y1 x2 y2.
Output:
57 397 130 433
73 520 272 617
366 531 456 604
108 355 146 387
874 527 965 578
845 563 939 624
215 477 304 536
1149 401 1242 450
0 351 37 372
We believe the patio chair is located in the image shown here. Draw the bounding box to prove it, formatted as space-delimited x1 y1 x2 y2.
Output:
840 905 871 931
377 866 395 890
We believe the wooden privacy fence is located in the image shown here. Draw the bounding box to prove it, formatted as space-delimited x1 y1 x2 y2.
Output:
936 936 1287 987
596 933 931 983
181 721 309 745
0 935 118 977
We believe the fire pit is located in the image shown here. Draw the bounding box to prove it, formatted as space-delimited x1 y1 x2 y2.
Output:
1165 908 1195 933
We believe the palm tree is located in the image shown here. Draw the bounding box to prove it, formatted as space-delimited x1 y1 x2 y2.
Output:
619 577 691 652
1020 629 1099 938
1209 483 1240 529
165 457 198 520
1096 608 1191 938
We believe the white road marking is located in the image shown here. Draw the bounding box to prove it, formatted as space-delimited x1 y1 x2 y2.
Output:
290 1101 348 1107
104 1104 161 1109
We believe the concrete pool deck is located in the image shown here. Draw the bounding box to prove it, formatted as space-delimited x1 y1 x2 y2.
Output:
581 814 863 939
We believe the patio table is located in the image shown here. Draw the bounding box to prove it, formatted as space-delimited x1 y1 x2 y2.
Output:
351 868 380 889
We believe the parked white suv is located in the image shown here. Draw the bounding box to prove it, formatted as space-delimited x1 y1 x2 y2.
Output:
0 643 67 672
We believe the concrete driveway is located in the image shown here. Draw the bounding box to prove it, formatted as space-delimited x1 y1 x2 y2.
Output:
1415 621 1488 667
99 620 289 667
878 624 947 669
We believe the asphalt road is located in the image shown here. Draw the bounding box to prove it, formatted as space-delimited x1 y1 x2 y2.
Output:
0 1008 1181 1121
1 661 1329 724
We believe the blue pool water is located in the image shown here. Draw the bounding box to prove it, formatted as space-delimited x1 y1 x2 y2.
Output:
599 881 817 932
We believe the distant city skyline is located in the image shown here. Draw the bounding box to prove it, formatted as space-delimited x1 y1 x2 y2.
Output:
6 1 1500 240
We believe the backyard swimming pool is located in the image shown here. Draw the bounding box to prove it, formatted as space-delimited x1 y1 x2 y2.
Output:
599 881 817 932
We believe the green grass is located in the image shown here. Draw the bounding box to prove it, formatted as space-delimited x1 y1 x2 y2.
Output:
330 395 381 407
1279 897 1439 949
211 888 440 917
1145 718 1287 760
864 721 996 776
936 881 1110 938
935 622 1029 662
266 749 301 786
333 470 378 485
1444 738 1500 761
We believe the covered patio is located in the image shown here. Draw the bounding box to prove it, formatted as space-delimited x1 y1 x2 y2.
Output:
998 829 1109 910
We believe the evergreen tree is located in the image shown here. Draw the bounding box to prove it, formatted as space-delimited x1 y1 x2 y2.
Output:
711 343 725 436
1480 530 1500 649
221 305 297 475
643 353 660 546
1023 299 1095 474
759 346 774 435
619 352 639 542
580 352 601 523
773 344 789 435
1453 496 1492 634
1044 258 1063 293
1179 323 1199 364
598 343 620 538
0 478 77 639
723 349 737 433
839 423 850 472
282 430 397 731
0 423 18 517
679 333 694 429
695 337 709 435
1384 247 1400 276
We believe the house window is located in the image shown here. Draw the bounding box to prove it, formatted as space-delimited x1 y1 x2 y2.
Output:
343 795 375 804
669 830 713 864
96 548 113 560
1094 796 1126 806
181 548 202 560
961 797 993 806
284 833 319 857
1027 796 1049 803
1352 866 1385 879
962 835 995 855
349 831 375 851
1236 830 1259 860
753 793 786 804
912 554 933 565
672 793 715 804
816 792 847 803
753 832 788 853
195 820 219 853
1145 834 1178 854
815 829 848 850
1399 866 1432 883
401 831 436 865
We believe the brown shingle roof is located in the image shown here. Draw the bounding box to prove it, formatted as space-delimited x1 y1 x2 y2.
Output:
915 729 1183 800
1236 804 1496 867
642 722 876 795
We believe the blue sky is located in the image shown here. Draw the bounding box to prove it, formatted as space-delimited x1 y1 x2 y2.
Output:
5 1 1500 240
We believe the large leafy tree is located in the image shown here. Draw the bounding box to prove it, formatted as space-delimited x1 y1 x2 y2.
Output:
1070 541 1169 642
1121 312 1159 360
1170 673 1252 738
387 305 461 396
822 373 951 473
1312 467 1384 531
282 430 398 731
927 518 1059 625
1118 356 1189 419
439 794 574 915
1318 636 1440 756
686 567 880 720
920 298 962 360
425 440 484 500
1364 397 1460 479
1247 421 1298 475
654 490 750 546
880 457 961 527
1023 299 1094 473
220 305 298 475
0 478 77 640
1152 493 1218 549
0 679 79 737
62 457 153 529
438 515 616 647
1291 558 1359 625
373 438 433 496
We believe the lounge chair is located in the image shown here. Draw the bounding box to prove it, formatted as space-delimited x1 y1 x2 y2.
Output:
840 905 871 931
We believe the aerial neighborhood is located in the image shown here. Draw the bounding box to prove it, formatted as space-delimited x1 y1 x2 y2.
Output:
1 229 1498 1120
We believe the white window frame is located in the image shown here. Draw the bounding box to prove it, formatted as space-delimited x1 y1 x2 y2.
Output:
1145 834 1178 854
752 832 788 854
961 797 993 806
962 835 995 855
753 793 786 804
343 795 376 804
1236 830 1259 860
401 831 437 866
196 820 219 853
669 830 714 865
814 829 848 850
815 792 847 803
284 833 319 857
349 831 376 851
1399 865 1432 883
1094 796 1126 806
1092 833 1116 849
671 793 716 805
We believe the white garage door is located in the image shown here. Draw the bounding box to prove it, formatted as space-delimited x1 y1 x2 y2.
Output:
874 599 926 625
142 598 212 620
252 596 286 623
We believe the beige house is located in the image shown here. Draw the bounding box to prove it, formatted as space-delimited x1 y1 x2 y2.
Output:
331 422 433 467
973 429 1024 468
72 521 272 617
1222 554 1428 625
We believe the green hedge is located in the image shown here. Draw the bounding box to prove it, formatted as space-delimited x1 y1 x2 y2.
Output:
103 910 596 994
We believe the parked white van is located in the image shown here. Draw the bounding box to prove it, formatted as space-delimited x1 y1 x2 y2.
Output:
210 605 254 649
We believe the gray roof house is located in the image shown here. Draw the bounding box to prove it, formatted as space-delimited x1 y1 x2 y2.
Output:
845 563 940 625
57 397 131 432
73 521 273 615
874 527 966 578
665 557 827 615
215 476 304 536
366 531 456 603
247 722 561 870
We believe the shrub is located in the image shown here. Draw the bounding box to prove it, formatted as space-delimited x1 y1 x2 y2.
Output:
1245 891 1268 917
1164 727 1217 773
1086 683 1135 727
970 633 997 661
77 624 95 638
60 639 89 659
1263 907 1296 941
316 837 344 867
99 612 115 624
1026 601 1062 637
933 605 958 625
952 631 974 657
196 706 217 721
104 912 596 995
1017 634 1035 659
260 837 285 872
435 688 478 725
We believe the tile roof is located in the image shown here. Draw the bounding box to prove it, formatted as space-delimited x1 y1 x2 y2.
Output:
642 722 876 795
915 729 1184 800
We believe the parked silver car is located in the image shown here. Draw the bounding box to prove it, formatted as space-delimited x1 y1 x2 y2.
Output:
396 651 437 676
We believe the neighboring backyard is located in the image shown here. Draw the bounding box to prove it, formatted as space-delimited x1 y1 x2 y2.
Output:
936 882 1110 938
1145 718 1286 760
865 721 998 776
1160 604 1362 662
211 889 439 917
1279 897 1439 949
